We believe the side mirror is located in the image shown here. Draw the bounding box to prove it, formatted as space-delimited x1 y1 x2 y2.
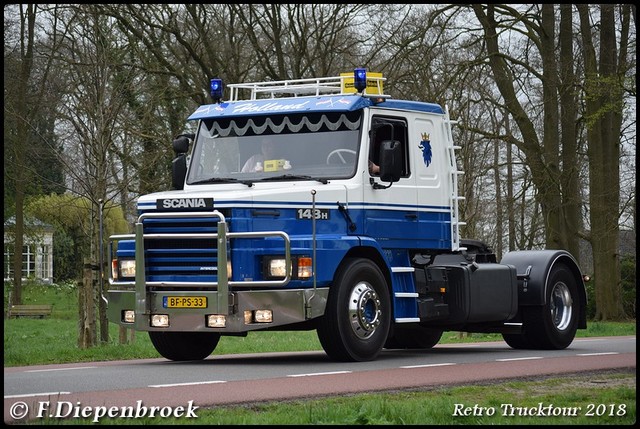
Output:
173 134 194 154
171 134 193 190
172 155 187 190
379 140 402 183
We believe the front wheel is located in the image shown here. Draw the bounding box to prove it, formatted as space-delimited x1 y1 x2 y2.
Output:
503 263 579 350
149 331 221 361
317 258 391 362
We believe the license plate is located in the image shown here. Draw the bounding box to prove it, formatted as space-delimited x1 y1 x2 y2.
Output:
163 296 207 308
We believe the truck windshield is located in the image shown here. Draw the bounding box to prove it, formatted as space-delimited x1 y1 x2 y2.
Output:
186 111 362 185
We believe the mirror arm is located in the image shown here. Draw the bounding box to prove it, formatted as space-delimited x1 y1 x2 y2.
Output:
369 178 393 190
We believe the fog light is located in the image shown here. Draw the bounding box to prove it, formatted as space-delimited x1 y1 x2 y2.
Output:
297 257 312 278
123 310 135 323
207 314 226 328
254 309 273 323
151 314 170 327
244 310 253 324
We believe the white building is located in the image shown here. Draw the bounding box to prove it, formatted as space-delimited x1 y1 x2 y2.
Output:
3 216 54 284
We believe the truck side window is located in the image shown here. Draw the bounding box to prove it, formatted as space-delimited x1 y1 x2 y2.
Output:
370 117 410 177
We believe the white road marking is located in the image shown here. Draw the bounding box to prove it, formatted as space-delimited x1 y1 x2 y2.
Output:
288 371 352 377
496 356 543 362
400 363 456 369
149 380 227 388
577 352 619 356
26 366 96 373
5 392 71 398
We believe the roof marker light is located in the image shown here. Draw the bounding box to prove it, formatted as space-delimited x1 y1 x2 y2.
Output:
354 68 367 93
210 78 224 103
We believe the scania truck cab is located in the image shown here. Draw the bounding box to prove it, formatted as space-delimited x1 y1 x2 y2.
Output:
107 69 587 362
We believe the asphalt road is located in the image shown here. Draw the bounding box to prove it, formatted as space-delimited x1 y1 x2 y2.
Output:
4 336 636 424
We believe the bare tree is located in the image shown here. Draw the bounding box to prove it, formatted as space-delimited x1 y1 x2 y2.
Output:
228 4 373 80
4 5 63 304
53 5 141 345
558 4 582 260
4 5 36 306
577 4 631 320
470 5 577 252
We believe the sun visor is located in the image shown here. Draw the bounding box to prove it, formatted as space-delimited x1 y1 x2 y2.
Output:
188 95 372 121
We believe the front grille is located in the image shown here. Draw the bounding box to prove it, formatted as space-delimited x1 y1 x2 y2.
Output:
142 211 230 284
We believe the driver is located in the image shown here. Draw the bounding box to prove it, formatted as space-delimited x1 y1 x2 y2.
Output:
369 160 380 174
242 138 276 172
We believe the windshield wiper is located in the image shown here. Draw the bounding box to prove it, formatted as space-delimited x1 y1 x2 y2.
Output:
189 177 253 187
259 174 328 184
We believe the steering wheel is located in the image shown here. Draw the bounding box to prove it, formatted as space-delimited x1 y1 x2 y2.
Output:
326 149 356 165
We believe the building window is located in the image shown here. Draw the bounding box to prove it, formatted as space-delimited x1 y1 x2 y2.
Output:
40 245 51 280
4 243 52 282
4 217 54 283
22 245 35 279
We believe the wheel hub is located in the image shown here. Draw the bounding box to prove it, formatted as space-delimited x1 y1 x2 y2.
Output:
550 281 573 331
348 282 381 339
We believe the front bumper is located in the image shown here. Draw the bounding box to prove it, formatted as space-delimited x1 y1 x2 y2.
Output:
107 288 329 332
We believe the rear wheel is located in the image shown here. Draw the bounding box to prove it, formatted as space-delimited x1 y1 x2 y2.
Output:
149 331 220 361
503 263 579 350
502 332 531 349
317 258 391 362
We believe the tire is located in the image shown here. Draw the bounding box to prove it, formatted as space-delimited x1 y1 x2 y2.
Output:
385 325 443 349
149 331 221 361
502 332 532 349
317 258 391 362
503 263 579 350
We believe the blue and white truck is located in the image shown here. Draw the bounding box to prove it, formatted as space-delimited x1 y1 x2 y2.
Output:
107 69 587 362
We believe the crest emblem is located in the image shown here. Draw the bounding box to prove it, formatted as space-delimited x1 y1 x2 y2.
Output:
418 132 432 167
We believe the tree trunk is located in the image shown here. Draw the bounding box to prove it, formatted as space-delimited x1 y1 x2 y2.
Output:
11 193 24 306
540 4 563 250
558 4 581 261
493 138 503 260
505 116 515 253
79 259 97 348
98 201 109 343
10 5 38 306
472 5 562 252
577 4 625 320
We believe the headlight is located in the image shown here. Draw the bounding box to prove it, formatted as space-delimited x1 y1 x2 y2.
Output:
262 256 312 280
119 259 136 279
267 258 288 278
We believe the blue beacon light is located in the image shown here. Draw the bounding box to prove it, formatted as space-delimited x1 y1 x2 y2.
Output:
353 68 367 93
210 78 224 103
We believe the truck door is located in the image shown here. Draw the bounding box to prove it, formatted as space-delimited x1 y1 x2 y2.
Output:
363 115 418 248
413 115 456 251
